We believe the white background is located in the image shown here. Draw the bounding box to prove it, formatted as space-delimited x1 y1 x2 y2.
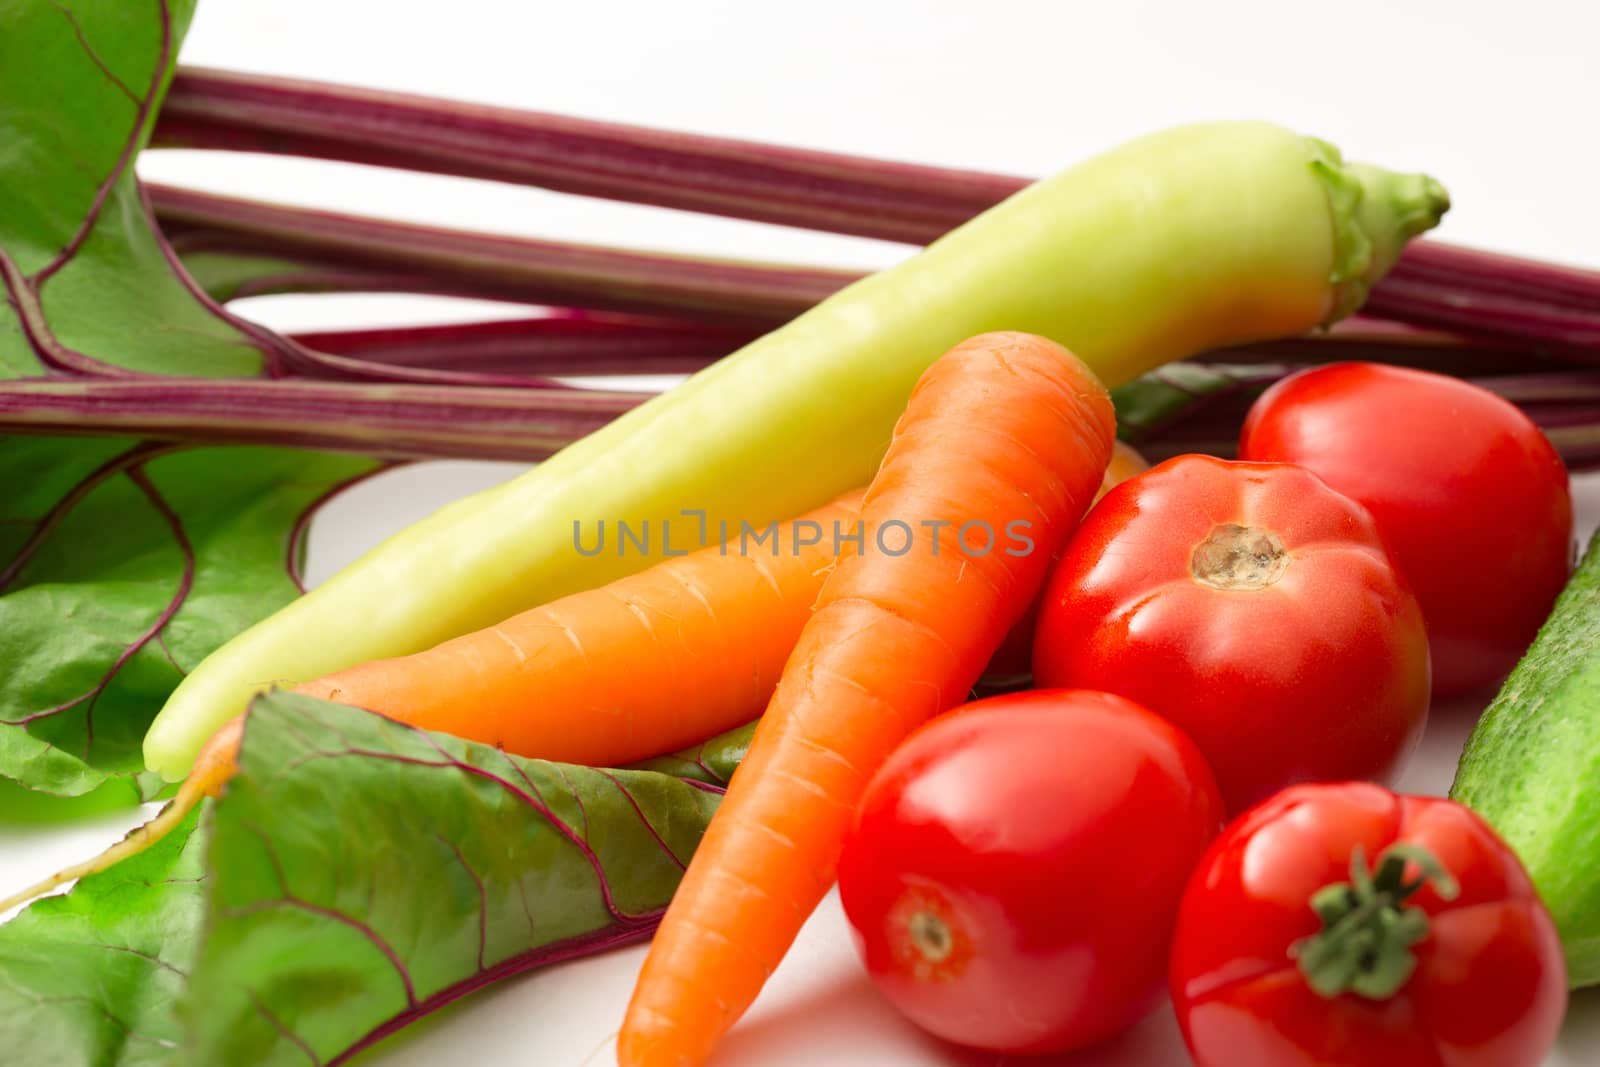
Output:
8 1 1600 1064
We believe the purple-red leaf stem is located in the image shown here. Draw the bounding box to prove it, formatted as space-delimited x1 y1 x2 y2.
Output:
149 184 853 328
0 378 648 462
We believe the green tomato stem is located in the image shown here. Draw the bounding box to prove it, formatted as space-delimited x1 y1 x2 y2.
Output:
1291 842 1461 1000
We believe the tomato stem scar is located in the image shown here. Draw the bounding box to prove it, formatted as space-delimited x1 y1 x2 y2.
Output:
1190 523 1289 590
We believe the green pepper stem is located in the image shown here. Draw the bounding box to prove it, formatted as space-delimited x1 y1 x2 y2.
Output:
1310 139 1451 324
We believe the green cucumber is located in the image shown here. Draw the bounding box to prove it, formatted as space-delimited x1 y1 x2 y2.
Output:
1452 529 1600 986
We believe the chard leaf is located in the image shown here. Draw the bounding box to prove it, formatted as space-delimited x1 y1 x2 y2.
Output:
0 0 267 378
0 691 727 1065
0 440 379 798
626 719 755 786
1109 362 1287 445
0 808 205 1066
0 3 391 797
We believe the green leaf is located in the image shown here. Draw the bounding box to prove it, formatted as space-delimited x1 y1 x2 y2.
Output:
1109 361 1286 444
0 5 399 797
0 807 205 1067
0 0 266 379
626 719 755 786
0 440 379 797
0 692 727 1065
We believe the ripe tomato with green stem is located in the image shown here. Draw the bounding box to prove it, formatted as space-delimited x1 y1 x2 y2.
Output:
1239 361 1573 695
1170 782 1567 1067
1031 454 1431 813
837 689 1224 1055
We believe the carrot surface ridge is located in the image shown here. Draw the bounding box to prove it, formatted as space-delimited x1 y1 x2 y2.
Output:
618 331 1117 1066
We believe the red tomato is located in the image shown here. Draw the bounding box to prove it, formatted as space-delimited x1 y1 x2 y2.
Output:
837 689 1223 1055
1031 454 1430 813
1170 782 1567 1067
1239 362 1574 695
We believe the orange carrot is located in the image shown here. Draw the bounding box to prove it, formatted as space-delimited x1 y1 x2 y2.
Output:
295 489 863 765
979 439 1148 688
0 491 860 917
617 331 1116 1066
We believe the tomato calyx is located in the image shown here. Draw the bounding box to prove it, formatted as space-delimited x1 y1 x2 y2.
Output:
1189 523 1290 591
1290 842 1461 1000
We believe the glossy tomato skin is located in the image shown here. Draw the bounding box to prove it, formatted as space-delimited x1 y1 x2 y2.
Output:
837 689 1223 1055
1031 454 1430 814
1239 362 1574 695
1170 782 1567 1067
